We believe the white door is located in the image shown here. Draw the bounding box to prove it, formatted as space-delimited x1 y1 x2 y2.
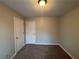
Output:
14 17 25 53
26 20 36 44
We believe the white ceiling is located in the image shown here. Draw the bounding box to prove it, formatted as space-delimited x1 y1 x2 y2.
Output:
1 0 79 17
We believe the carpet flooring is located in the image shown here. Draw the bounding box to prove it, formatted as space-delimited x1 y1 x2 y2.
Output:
13 44 72 59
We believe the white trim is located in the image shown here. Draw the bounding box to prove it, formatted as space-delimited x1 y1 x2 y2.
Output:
14 16 17 54
25 42 35 44
26 43 59 45
58 44 74 59
10 53 16 59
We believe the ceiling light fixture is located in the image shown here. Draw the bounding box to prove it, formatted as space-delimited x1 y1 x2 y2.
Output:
38 0 47 7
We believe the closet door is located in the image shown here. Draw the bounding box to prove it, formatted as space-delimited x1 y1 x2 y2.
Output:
26 20 36 44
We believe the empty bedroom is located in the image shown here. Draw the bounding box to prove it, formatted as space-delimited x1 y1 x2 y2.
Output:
0 0 79 59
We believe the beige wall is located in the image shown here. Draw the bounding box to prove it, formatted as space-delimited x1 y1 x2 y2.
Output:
26 17 60 43
60 6 79 59
0 4 24 59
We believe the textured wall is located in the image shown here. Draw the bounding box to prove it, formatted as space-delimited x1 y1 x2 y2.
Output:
60 6 79 59
0 4 24 59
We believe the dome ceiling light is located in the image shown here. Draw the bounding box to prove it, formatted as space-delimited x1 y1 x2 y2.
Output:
38 0 47 7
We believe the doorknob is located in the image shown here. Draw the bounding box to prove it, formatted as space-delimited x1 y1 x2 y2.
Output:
16 37 19 39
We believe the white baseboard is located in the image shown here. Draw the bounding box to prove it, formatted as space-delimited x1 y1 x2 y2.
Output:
10 53 16 59
34 43 59 45
26 43 59 45
58 44 74 59
10 44 26 59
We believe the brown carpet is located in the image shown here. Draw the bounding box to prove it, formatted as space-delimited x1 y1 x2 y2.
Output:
13 44 72 59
